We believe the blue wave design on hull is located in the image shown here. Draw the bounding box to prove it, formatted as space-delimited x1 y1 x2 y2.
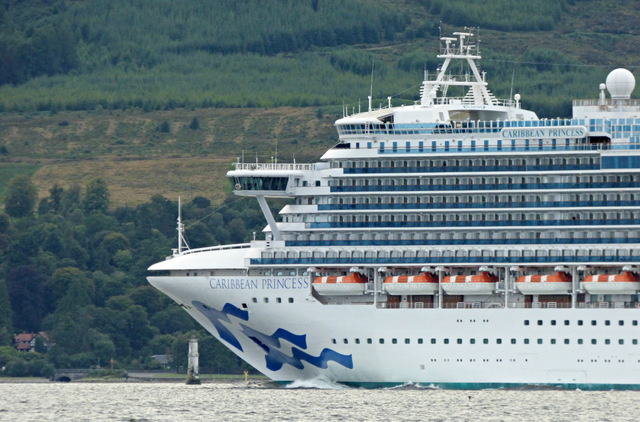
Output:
262 345 354 372
292 347 353 370
240 324 307 349
192 301 353 372
192 301 247 351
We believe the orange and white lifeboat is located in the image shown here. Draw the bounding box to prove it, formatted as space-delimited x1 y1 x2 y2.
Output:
313 273 368 295
581 271 640 294
516 272 572 295
441 272 497 295
383 273 438 295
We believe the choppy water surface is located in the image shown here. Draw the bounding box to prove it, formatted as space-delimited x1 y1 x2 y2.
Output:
0 380 638 421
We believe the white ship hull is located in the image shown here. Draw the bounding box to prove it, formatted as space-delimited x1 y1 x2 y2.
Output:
148 264 640 388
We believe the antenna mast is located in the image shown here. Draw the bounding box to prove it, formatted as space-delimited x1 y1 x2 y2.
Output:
368 59 375 112
176 197 189 255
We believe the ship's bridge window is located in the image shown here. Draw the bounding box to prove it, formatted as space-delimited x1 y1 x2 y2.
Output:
234 176 288 191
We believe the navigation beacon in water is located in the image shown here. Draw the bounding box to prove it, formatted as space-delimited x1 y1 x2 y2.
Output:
149 30 640 389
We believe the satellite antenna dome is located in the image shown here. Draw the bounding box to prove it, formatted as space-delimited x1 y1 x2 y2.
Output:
606 68 635 99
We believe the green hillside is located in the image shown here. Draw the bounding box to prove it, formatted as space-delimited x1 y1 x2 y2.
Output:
1 0 638 115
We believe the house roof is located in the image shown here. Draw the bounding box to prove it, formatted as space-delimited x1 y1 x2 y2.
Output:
14 333 37 343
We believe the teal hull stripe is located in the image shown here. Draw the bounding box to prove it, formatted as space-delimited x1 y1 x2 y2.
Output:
276 381 640 390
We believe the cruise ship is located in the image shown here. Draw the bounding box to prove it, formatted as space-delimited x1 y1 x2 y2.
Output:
148 30 640 389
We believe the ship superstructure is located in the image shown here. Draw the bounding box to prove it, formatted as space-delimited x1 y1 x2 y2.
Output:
149 30 640 389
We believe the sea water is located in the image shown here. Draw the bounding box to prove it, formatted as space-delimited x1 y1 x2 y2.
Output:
0 380 637 421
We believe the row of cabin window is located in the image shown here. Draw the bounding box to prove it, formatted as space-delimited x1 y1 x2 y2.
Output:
524 319 639 326
424 358 626 364
324 211 640 224
287 229 640 242
331 337 640 345
266 245 639 260
319 191 640 205
334 156 598 169
333 174 636 187
250 297 294 304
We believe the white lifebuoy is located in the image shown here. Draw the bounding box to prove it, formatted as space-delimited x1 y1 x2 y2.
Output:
235 184 242 190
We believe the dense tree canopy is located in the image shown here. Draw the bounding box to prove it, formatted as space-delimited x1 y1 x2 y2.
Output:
4 175 37 218
0 175 273 374
0 0 624 117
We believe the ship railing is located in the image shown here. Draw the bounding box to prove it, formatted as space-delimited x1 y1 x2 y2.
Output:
378 301 437 309
177 243 251 256
376 301 639 310
338 117 579 136
573 98 640 107
309 218 640 230
232 162 316 171
575 301 640 309
428 96 516 107
329 183 640 194
343 164 599 174
318 199 640 211
252 256 640 266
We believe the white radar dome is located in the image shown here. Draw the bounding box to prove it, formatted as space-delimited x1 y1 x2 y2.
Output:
606 68 635 99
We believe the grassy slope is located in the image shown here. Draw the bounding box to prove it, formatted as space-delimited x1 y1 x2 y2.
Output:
0 107 336 206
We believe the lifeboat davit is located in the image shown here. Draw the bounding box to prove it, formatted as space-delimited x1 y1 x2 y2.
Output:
581 271 640 294
313 273 368 295
516 272 572 295
441 272 497 295
383 273 438 295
